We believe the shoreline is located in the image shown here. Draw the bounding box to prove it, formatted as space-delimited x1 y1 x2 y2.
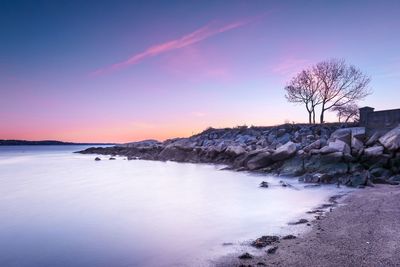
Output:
78 123 400 188
214 184 400 266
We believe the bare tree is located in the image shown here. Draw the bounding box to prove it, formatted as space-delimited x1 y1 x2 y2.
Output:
313 59 371 123
333 103 359 122
284 70 322 124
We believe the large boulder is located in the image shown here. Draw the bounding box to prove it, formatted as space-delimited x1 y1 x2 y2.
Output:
225 145 246 157
330 128 352 145
366 131 382 146
348 171 369 187
321 140 350 155
364 146 384 157
379 125 400 151
303 140 321 153
351 137 364 156
246 151 273 170
370 167 392 178
271 141 297 161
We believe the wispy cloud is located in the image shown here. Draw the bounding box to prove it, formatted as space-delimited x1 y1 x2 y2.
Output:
272 58 310 75
91 19 254 76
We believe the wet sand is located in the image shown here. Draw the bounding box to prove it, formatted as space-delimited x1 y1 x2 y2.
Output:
215 185 400 267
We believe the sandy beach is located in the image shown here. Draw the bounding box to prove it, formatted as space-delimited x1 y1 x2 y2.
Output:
216 185 400 267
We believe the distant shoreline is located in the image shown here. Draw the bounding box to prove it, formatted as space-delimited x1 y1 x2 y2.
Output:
0 140 116 146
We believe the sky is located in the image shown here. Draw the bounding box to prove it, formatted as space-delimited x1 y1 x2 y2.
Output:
1 0 400 143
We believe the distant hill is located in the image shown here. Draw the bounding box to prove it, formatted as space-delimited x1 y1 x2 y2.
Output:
0 140 116 146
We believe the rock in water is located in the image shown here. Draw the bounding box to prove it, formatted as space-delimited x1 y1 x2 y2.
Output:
282 235 297 240
95 157 101 161
266 246 278 254
246 151 272 170
259 181 269 188
379 125 400 151
288 219 309 225
238 252 253 259
251 236 279 248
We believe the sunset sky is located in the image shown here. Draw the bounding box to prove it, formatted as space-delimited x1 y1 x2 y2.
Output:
1 0 400 142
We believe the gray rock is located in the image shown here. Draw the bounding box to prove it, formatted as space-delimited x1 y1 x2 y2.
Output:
330 128 352 145
271 141 297 161
288 218 308 225
267 246 278 254
94 157 101 161
303 140 321 153
366 131 382 146
364 146 384 157
225 145 246 156
389 175 400 182
379 125 400 151
348 171 369 187
251 236 279 248
328 140 351 154
238 252 253 259
246 151 272 170
369 167 392 178
351 137 364 155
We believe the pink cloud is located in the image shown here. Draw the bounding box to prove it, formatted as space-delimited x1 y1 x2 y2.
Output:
159 46 233 82
272 58 310 75
91 19 253 76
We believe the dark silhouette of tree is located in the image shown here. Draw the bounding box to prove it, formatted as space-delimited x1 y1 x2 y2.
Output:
284 59 371 123
333 103 359 122
313 59 371 123
284 70 322 124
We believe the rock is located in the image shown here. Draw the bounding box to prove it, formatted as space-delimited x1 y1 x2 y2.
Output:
303 140 321 153
364 146 384 157
330 128 352 144
246 151 273 170
328 140 351 154
288 219 308 225
277 133 291 144
279 157 305 176
122 139 161 148
251 236 279 248
222 242 233 246
95 157 101 161
109 157 116 160
371 177 398 185
282 235 297 240
238 252 253 259
366 131 382 146
389 175 400 182
348 171 369 187
225 145 246 156
266 246 278 254
259 181 269 188
390 157 400 173
379 125 400 151
351 137 364 155
271 141 297 161
369 167 392 178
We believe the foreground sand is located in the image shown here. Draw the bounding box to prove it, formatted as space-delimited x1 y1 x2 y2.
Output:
216 185 400 267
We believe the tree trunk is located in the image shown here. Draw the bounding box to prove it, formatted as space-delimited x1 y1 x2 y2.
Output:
308 111 312 124
320 104 325 124
312 110 316 124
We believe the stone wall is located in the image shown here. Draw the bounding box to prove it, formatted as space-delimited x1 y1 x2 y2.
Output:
359 106 400 130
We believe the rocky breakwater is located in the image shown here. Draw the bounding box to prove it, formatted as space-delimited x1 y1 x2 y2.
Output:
78 123 400 187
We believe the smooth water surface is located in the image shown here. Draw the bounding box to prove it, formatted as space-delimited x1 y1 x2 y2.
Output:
0 146 348 266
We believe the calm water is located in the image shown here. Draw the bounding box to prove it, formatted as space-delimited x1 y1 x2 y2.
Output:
0 146 348 267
